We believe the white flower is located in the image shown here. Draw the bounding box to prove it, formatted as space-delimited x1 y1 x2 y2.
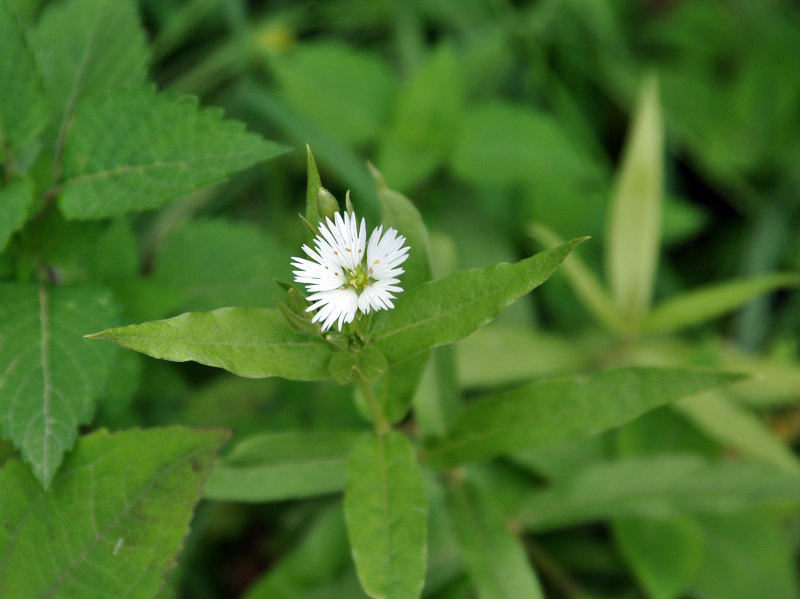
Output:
292 211 410 331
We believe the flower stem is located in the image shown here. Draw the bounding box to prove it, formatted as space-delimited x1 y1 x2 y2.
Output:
357 371 390 436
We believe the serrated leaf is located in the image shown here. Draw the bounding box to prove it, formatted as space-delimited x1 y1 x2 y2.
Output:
28 0 148 145
605 75 663 325
59 87 288 219
372 239 585 365
204 431 365 502
0 2 46 150
641 273 800 333
153 218 293 311
448 480 544 599
518 455 800 532
424 367 745 469
0 283 118 487
0 178 33 251
345 432 427 599
0 426 230 598
88 307 331 380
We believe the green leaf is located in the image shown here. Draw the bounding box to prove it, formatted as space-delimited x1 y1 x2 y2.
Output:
0 283 118 487
605 75 663 325
0 178 33 251
372 238 585 365
153 218 293 311
329 346 388 385
614 515 703 599
59 87 288 219
423 367 744 468
0 2 46 151
518 455 800 532
344 432 427 599
0 426 230 598
28 0 148 144
641 273 800 333
447 479 544 599
88 308 331 380
204 431 365 502
305 144 323 232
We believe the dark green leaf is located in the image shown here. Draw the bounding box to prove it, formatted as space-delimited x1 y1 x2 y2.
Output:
0 178 33 251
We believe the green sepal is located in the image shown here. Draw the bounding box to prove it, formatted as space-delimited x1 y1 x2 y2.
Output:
275 298 321 336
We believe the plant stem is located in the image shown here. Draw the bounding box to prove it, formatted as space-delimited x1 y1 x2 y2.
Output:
357 371 390 436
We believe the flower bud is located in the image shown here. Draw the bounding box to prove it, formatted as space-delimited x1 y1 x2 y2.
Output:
317 187 339 222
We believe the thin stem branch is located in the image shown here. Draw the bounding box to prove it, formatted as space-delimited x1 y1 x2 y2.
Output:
357 371 390 436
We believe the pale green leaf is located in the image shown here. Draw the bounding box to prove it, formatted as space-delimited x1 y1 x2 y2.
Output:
0 178 33 251
605 75 663 325
0 2 46 150
88 308 331 380
614 515 703 599
204 432 365 502
153 218 292 311
60 87 288 219
0 283 118 487
0 427 229 598
518 455 800 532
372 239 585 365
448 480 544 599
642 273 800 333
345 432 427 599
423 367 744 468
28 0 148 144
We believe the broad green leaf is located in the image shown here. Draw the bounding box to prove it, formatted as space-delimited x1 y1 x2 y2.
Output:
345 432 427 599
377 43 463 190
28 0 148 145
330 346 388 385
372 238 585 365
693 509 799 599
271 41 396 145
518 455 800 532
605 75 663 326
642 273 800 333
0 283 118 487
423 367 744 468
0 178 33 251
676 392 799 472
60 87 288 219
88 308 331 380
0 2 46 150
0 427 229 598
448 480 544 599
614 515 703 599
153 218 292 311
204 432 365 502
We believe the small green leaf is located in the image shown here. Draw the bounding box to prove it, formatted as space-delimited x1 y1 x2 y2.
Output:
424 367 744 468
0 2 46 150
0 427 230 598
448 479 544 599
345 432 427 599
329 346 388 385
642 273 800 333
372 238 585 365
60 87 288 219
305 144 323 232
0 283 118 488
0 178 33 251
605 75 663 326
204 432 365 502
88 308 331 380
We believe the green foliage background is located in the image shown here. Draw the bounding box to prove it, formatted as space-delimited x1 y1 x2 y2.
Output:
2 0 800 598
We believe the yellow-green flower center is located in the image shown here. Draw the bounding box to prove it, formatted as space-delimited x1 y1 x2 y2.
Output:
345 265 372 291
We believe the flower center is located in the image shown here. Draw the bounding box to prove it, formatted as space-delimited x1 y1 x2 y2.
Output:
345 264 372 292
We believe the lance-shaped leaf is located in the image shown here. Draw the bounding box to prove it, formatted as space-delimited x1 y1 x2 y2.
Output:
0 2 46 150
88 308 331 380
345 432 427 599
372 238 585 365
423 367 744 469
0 427 230 598
448 480 544 599
204 431 366 502
0 178 33 251
518 455 800 532
0 283 118 488
59 86 288 219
